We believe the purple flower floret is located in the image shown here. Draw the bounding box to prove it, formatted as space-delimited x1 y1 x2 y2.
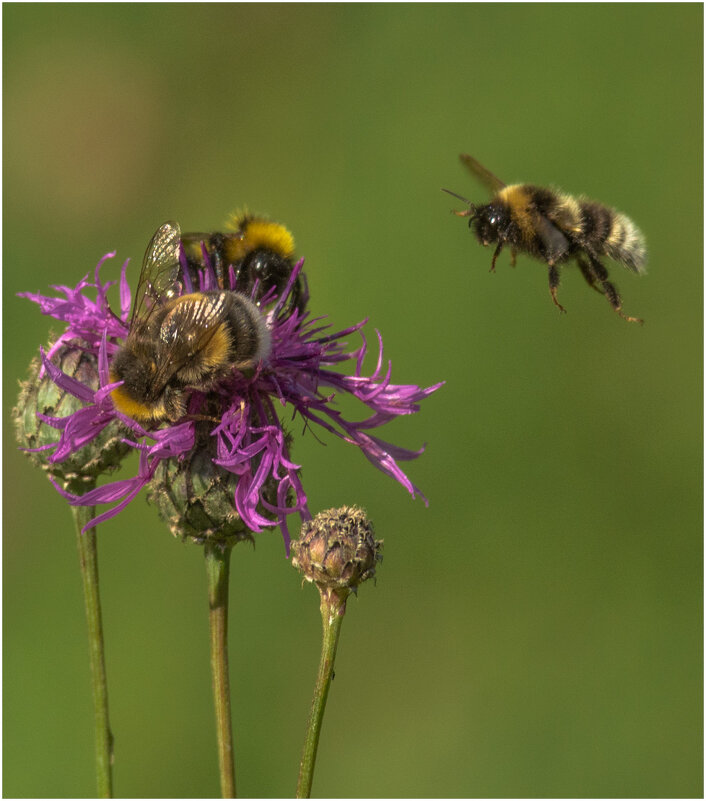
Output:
20 251 443 551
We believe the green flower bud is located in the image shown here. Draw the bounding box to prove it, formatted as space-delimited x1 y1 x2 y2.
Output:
147 425 289 548
13 343 131 492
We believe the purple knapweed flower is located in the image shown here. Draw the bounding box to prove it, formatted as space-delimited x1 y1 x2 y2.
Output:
19 248 443 552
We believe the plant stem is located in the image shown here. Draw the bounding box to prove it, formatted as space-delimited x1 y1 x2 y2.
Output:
205 542 236 798
296 588 348 799
72 502 113 798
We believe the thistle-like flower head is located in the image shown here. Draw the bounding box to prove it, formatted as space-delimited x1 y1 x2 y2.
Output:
19 244 443 552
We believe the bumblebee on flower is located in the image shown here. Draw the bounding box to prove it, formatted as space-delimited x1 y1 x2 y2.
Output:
18 219 443 551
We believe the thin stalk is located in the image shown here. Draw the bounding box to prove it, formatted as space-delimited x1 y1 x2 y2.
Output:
72 502 113 798
296 588 347 799
205 542 236 798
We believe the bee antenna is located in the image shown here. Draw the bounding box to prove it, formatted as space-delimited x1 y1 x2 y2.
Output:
442 188 477 221
441 187 471 204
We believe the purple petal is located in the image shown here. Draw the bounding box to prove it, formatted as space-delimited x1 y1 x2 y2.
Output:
39 348 96 403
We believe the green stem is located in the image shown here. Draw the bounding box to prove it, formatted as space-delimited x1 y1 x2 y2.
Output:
296 588 348 799
72 503 113 798
205 542 236 798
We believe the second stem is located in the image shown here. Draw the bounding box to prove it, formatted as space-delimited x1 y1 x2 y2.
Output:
205 542 236 798
296 588 347 798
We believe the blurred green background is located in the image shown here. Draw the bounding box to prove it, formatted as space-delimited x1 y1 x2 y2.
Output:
3 4 702 798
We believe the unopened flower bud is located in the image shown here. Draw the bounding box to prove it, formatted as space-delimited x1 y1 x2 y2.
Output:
291 506 382 596
147 426 287 548
14 344 130 492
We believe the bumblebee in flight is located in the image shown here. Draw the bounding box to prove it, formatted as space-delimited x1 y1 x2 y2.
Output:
444 154 646 322
179 212 305 316
109 221 271 424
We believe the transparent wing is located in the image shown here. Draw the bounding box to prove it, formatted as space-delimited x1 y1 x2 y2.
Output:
160 293 227 344
180 231 239 290
150 293 230 389
179 232 212 259
130 221 182 326
459 154 507 194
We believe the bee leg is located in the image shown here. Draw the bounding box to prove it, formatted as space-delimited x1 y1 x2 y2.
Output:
490 242 503 272
576 256 603 295
209 233 226 289
510 249 517 268
548 263 566 313
586 253 644 324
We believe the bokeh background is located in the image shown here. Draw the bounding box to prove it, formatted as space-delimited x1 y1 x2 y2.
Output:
3 4 702 798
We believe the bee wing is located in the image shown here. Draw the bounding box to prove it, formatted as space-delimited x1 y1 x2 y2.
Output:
180 231 239 290
460 154 507 193
179 232 213 257
152 293 230 387
178 232 211 289
130 221 183 327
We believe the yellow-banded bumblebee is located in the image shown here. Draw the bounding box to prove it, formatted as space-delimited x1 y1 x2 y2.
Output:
444 154 646 322
180 212 304 315
109 221 271 424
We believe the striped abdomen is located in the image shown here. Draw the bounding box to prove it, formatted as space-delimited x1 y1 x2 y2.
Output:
566 196 647 274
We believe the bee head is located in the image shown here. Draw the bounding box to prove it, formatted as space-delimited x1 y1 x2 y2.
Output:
110 343 187 423
472 203 510 247
111 342 164 403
